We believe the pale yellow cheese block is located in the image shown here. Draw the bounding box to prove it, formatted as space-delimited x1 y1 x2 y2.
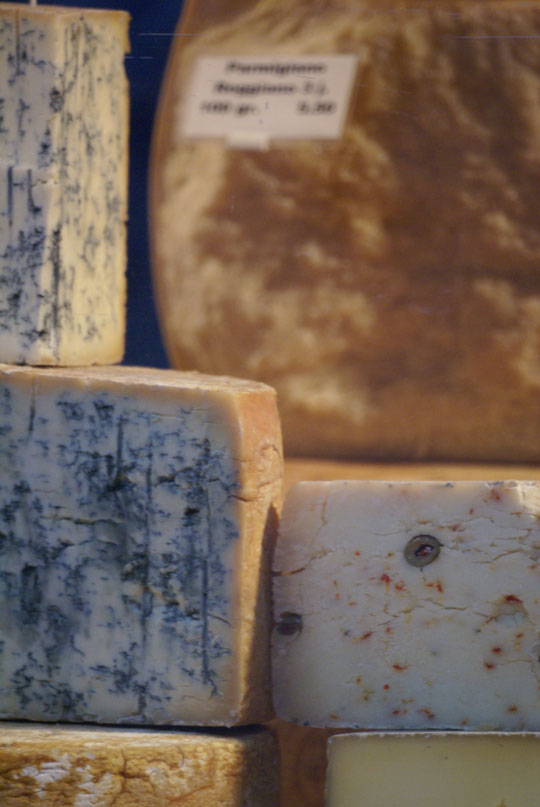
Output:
0 723 279 807
151 0 540 462
326 732 540 806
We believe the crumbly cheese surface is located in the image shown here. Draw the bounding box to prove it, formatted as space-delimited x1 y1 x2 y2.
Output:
152 0 540 461
0 723 279 807
0 365 282 725
326 732 540 807
273 480 540 729
0 5 129 365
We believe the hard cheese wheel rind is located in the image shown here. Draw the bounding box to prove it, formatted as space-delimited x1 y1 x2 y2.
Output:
151 0 540 461
326 732 540 807
0 4 129 365
0 365 283 725
273 480 540 729
0 723 280 807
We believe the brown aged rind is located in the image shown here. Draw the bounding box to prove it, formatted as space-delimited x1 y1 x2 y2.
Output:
0 724 280 807
151 0 540 462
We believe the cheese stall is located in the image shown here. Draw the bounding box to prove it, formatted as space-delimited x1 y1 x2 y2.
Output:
2 0 540 805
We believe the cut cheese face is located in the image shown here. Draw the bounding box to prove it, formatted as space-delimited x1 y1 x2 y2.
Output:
273 480 540 729
0 5 129 365
151 0 540 462
0 365 282 725
0 723 279 807
326 732 540 807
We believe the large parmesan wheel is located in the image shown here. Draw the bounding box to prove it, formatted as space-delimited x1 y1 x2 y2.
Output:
150 0 540 461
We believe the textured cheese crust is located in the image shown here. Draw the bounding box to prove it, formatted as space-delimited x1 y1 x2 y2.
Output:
273 480 540 729
0 723 279 807
151 0 540 461
326 732 540 807
0 5 129 365
0 365 283 725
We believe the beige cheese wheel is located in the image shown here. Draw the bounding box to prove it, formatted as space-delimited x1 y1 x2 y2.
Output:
0 723 280 807
150 0 540 462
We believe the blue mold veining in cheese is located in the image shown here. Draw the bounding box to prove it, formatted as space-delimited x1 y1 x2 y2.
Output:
0 7 129 364
0 367 282 725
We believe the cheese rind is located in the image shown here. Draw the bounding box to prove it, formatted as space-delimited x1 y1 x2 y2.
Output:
273 480 540 729
0 364 282 725
0 723 279 807
0 5 129 365
326 732 540 807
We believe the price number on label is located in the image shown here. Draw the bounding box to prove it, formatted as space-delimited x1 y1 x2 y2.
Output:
297 101 336 115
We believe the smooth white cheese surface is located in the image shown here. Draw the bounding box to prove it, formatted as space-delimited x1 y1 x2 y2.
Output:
0 365 283 725
273 480 540 729
0 723 279 807
0 5 129 365
326 732 540 807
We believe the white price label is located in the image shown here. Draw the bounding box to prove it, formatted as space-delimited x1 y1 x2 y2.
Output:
180 55 358 148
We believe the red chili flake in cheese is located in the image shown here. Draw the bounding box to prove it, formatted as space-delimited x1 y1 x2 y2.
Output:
484 662 495 670
361 631 373 640
508 705 518 712
393 664 407 672
492 647 503 654
394 581 405 591
505 595 522 603
380 573 391 586
383 684 390 690
419 708 435 719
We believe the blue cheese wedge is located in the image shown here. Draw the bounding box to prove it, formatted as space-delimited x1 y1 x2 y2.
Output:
273 480 540 729
0 365 282 725
0 723 279 807
0 5 129 365
326 732 540 807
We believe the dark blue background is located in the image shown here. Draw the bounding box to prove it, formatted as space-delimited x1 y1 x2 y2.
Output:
31 0 187 368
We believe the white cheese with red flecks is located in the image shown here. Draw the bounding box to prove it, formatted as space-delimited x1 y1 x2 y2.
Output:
273 480 540 729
